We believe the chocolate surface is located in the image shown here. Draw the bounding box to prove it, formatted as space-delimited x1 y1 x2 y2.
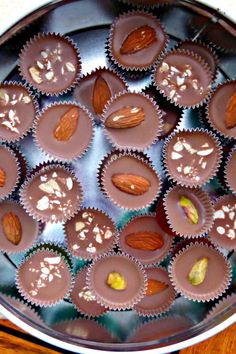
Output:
103 92 162 150
17 250 72 305
120 215 172 265
165 130 220 187
22 166 82 223
87 254 146 309
73 68 127 121
164 186 213 237
225 149 236 193
208 82 236 139
209 195 236 251
154 51 211 107
70 267 107 317
65 208 115 259
134 267 175 315
171 244 230 301
110 12 167 69
35 103 93 160
0 145 19 199
53 319 114 342
101 153 161 209
20 34 80 94
0 201 39 253
0 84 36 142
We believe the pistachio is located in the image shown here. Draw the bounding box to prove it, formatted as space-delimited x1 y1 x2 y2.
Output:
188 257 208 286
179 196 199 225
106 271 127 291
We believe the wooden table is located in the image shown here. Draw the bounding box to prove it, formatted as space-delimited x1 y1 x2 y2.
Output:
0 319 235 354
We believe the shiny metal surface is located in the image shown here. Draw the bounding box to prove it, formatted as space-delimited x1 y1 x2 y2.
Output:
0 0 235 353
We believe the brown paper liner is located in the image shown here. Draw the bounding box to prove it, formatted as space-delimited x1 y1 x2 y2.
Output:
224 146 236 195
205 293 236 321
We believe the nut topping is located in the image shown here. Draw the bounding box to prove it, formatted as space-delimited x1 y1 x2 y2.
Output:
179 196 199 225
111 173 150 196
120 25 156 55
29 67 43 84
106 271 127 291
92 76 111 115
105 106 145 129
2 212 22 245
188 257 208 286
225 91 236 129
146 279 169 296
125 231 164 251
0 167 6 187
53 107 79 141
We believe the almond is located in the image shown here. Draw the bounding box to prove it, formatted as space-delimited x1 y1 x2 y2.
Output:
125 231 164 251
120 25 157 55
53 107 79 141
111 173 150 195
146 279 169 296
92 76 111 115
0 167 6 187
225 92 236 129
105 106 145 129
2 212 22 245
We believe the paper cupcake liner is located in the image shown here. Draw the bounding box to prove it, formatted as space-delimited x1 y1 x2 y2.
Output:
16 244 74 307
224 145 236 195
169 242 232 302
0 81 39 143
33 101 95 162
162 128 223 188
73 66 129 123
141 84 184 140
118 0 174 9
19 163 84 223
152 49 213 109
205 293 236 321
171 237 215 258
163 185 214 238
70 266 108 318
173 39 219 83
98 150 162 211
28 160 73 177
0 199 40 254
107 11 169 73
18 32 82 97
86 252 148 310
63 206 118 260
117 212 174 266
0 144 21 201
133 266 176 317
206 80 236 141
101 90 164 151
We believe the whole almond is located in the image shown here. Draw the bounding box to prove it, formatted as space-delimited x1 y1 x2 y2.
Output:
146 279 169 296
125 231 164 251
225 92 236 129
93 76 111 115
111 173 150 195
0 167 6 187
105 106 145 129
53 107 79 141
120 25 157 55
2 212 22 245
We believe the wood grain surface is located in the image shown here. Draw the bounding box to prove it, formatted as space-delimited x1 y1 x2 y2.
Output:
0 319 235 353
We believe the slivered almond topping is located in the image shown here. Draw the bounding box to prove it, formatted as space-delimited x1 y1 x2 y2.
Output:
125 231 164 251
105 106 145 129
146 279 169 296
120 25 157 55
92 76 111 115
2 212 22 245
53 107 79 141
111 173 150 195
0 168 6 187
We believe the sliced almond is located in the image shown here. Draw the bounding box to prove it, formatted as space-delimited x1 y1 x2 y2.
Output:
29 67 43 84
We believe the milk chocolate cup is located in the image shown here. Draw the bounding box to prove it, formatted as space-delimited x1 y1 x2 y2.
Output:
164 186 214 238
169 242 232 302
163 128 222 188
20 164 83 223
102 91 163 151
108 11 169 72
19 32 81 96
98 150 162 210
0 144 20 201
224 146 236 194
33 101 95 162
86 252 147 310
152 49 212 108
0 81 39 143
16 246 73 307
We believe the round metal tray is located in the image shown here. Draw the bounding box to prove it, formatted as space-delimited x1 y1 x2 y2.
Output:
0 1 235 353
